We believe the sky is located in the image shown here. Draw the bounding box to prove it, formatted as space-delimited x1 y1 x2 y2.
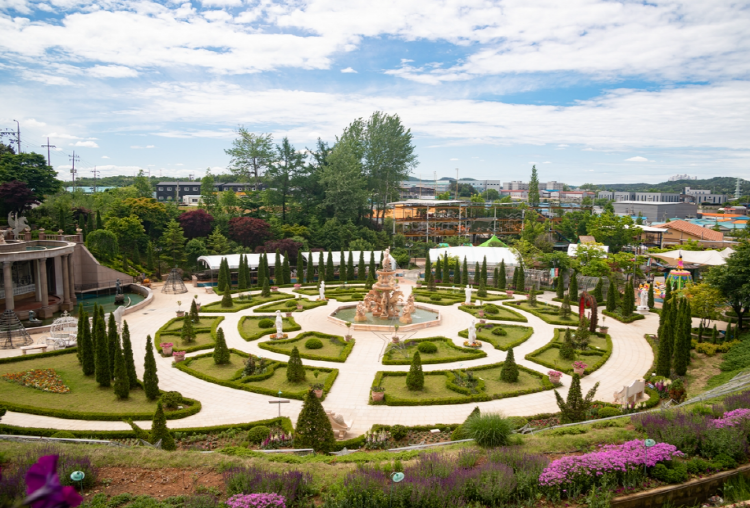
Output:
0 0 749 186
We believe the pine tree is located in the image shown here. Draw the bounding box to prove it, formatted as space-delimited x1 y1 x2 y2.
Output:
296 250 305 284
593 278 603 303
500 347 519 382
622 281 633 317
726 322 733 342
213 327 230 365
94 309 110 387
648 282 655 308
347 251 355 281
673 299 689 376
561 294 572 319
121 321 138 389
323 251 333 281
473 262 480 285
478 279 487 298
658 283 672 339
454 259 462 287
294 389 335 453
424 251 432 284
711 324 718 344
575 316 591 349
181 314 196 343
108 313 120 380
406 351 424 390
569 270 578 300
369 252 376 279
318 251 325 282
655 308 673 377
143 335 160 400
146 241 155 274
261 277 271 297
444 255 451 284
76 304 85 364
493 267 499 289
498 260 506 289
517 265 526 292
282 254 291 285
481 256 488 283
113 347 130 399
556 274 565 299
221 289 234 308
511 266 519 289
462 257 469 285
217 257 228 292
606 278 617 312
256 253 265 287
236 255 246 289
559 328 576 360
435 256 443 282
81 311 95 376
307 250 316 284
358 251 366 281
555 374 599 423
150 401 176 451
286 346 306 382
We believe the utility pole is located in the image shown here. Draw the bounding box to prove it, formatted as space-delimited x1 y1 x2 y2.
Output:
91 167 100 193
13 120 20 153
42 138 56 166
69 151 80 190
455 168 459 200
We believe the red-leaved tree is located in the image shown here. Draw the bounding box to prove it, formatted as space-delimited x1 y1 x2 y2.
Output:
0 180 39 216
229 217 271 248
255 239 304 260
178 209 215 239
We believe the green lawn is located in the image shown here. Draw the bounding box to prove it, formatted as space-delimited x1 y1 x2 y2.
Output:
458 304 528 323
202 293 292 313
156 316 224 354
238 316 301 341
525 328 611 375
162 317 220 331
458 323 533 351
0 351 198 420
412 289 510 306
382 337 485 365
259 332 354 362
160 331 214 352
253 299 328 313
505 301 580 326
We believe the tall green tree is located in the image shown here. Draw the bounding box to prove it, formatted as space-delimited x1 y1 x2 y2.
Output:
406 351 424 390
569 270 578 301
500 348 519 383
113 347 130 400
473 262 481 285
369 252 376 279
107 313 119 380
346 251 355 281
706 243 750 330
498 260 506 289
213 328 230 364
294 389 336 453
286 346 306 382
150 401 176 451
318 251 326 282
282 254 291 285
274 250 282 284
358 251 366 281
80 311 95 376
217 257 229 292
94 310 110 388
296 250 305 283
517 265 526 292
556 274 565 299
481 256 488 283
606 278 617 312
76 304 85 364
655 304 673 377
199 170 219 216
143 335 160 400
673 299 691 376
307 250 315 283
160 220 186 267
325 251 335 281
462 257 469 285
528 165 540 207
593 278 603 303
225 128 276 192
121 321 139 389
267 137 305 223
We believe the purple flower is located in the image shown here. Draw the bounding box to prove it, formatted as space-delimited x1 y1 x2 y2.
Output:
24 455 82 508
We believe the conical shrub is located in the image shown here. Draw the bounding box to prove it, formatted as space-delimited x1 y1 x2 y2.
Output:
143 335 160 400
500 348 519 382
286 346 306 382
213 328 230 365
113 347 130 400
406 351 424 391
294 389 335 453
121 321 139 389
150 401 176 451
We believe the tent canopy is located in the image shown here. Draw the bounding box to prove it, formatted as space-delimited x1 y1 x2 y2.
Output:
429 246 517 267
197 253 285 270
478 235 509 248
300 251 392 268
649 249 727 266
567 244 609 257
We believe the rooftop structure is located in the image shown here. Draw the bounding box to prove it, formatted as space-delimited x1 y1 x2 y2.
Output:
613 201 697 223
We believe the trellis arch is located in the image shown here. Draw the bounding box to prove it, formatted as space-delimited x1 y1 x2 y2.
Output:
579 291 598 333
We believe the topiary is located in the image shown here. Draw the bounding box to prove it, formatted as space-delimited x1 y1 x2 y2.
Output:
286 347 306 383
484 304 499 314
491 327 507 336
350 293 362 300
305 338 324 350
160 391 183 410
150 401 176 451
220 290 234 308
258 318 274 328
597 406 621 418
430 294 442 302
51 431 76 439
285 299 298 308
294 389 336 453
390 424 408 441
500 348 519 383
406 351 424 391
417 341 438 354
246 425 271 444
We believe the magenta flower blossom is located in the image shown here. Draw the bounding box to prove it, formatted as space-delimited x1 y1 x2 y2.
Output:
24 455 82 508
225 493 286 508
712 408 750 428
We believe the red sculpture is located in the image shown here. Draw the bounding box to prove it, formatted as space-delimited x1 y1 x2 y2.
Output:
579 291 598 332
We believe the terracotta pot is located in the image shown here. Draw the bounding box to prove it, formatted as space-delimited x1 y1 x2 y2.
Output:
314 389 323 398
176 311 185 317
478 310 485 318
506 290 514 296
294 284 301 289
173 351 186 362
195 303 201 311
271 287 279 292
286 312 293 318
599 326 609 334
161 343 173 356
371 391 385 402
296 305 303 311
549 374 562 385
392 336 400 344
574 367 585 376
345 334 352 342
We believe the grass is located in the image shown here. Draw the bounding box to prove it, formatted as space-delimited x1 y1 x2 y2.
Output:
458 323 534 351
412 288 511 306
161 331 215 352
684 351 725 396
506 300 580 326
458 303 528 323
525 328 611 375
238 316 301 341
252 298 328 313
259 332 354 362
202 293 292 313
382 337 486 365
162 317 221 331
155 316 224 354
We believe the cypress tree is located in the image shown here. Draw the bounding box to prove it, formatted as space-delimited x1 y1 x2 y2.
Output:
318 251 326 282
346 251 354 281
698 322 704 342
358 251 366 281
296 250 305 284
76 303 85 364
481 256 488 283
556 274 565 299
221 289 234 308
561 294 572 320
294 389 336 453
261 277 271 297
282 253 291 285
711 324 718 344
648 282 655 308
236 255 246 289
365 272 375 290
622 281 633 317
424 251 432 284
511 266 519 290
493 267 499 288
658 283 672 339
143 335 160 400
189 299 199 323
517 265 526 292
500 347 519 382
498 260 506 289
726 322 733 343
339 248 345 280
593 278 603 303
217 258 228 292
81 311 95 376
606 278 617 312
286 346 306 382
655 308 673 377
274 250 282 284
444 254 451 284
107 313 119 379
113 347 130 399
150 401 176 451
462 257 469 285
684 300 693 363
326 251 335 281
555 374 599 424
435 256 443 282
264 252 271 283
478 279 487 298
473 262 481 285
369 252 376 279
569 270 578 300
406 351 424 390
181 313 195 343
122 321 138 389
559 328 575 360
94 310 110 387
213 327 230 365
96 210 103 229
257 253 266 287
307 250 316 284
454 259 461 287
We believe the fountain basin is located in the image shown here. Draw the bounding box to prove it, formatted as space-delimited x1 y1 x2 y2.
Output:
328 304 442 332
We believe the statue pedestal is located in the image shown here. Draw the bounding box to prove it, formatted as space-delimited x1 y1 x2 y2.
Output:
271 333 288 340
636 306 650 315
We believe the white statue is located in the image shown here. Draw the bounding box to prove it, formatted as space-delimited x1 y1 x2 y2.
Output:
640 286 649 308
318 281 326 300
8 212 29 238
275 310 284 337
382 247 392 270
112 305 126 332
465 284 472 304
468 318 477 346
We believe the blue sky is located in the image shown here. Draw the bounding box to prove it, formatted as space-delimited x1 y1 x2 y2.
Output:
0 0 748 185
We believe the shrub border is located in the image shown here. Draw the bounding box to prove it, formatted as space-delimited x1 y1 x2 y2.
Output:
381 337 486 365
252 299 328 314
259 331 355 363
504 300 581 326
458 304 528 323
238 316 301 341
457 323 534 351
601 308 646 323
202 293 292 313
155 316 225 354
524 328 612 375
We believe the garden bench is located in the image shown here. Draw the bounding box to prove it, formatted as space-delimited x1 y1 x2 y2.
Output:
20 343 48 355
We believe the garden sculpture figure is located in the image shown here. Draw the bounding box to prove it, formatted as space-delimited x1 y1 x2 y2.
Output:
382 247 392 270
465 284 472 304
275 310 283 337
7 212 29 237
468 317 477 346
318 280 326 300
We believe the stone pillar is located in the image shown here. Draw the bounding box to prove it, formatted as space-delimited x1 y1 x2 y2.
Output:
24 228 31 241
38 229 45 241
38 258 52 318
34 259 43 303
3 261 13 311
61 255 72 311
67 254 77 305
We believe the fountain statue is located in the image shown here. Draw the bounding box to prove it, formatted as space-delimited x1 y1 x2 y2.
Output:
467 318 478 346
400 294 415 324
357 247 415 322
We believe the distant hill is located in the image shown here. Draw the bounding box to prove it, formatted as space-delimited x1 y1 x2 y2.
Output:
595 177 747 196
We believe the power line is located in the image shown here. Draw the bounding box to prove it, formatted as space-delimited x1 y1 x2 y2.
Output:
42 138 56 166
91 167 100 193
69 151 80 190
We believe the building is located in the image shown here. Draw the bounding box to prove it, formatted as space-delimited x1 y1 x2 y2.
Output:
652 220 725 247
459 179 503 193
503 181 529 191
682 187 727 205
540 181 565 191
634 192 681 203
613 201 697 222
155 181 259 202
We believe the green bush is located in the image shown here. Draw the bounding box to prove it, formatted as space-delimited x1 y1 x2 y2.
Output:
390 424 408 441
160 391 183 410
484 304 499 314
305 338 324 350
650 462 688 484
247 425 271 444
430 295 442 302
597 407 621 418
258 318 274 329
51 431 76 439
285 299 298 308
417 341 438 354
462 413 512 448
491 327 507 336
350 293 362 300
451 425 465 441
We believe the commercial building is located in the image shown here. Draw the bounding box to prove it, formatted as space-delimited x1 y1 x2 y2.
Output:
155 181 260 202
652 220 725 248
612 201 697 222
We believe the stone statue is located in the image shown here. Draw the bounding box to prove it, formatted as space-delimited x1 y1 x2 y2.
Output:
318 281 326 300
465 284 472 304
468 318 477 346
7 212 29 238
382 247 392 270
112 305 125 332
275 310 284 337
640 286 649 308
355 301 368 322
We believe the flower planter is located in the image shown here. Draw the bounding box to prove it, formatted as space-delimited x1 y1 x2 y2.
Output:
294 284 301 289
506 290 514 296
478 310 485 318
599 326 609 334
371 391 385 402
175 311 185 317
573 367 586 376
549 373 562 385
271 287 279 292
345 334 352 342
479 319 486 324
313 389 323 398
160 343 174 356
392 336 400 344
296 305 303 311
195 303 201 311
286 312 293 318
173 351 186 363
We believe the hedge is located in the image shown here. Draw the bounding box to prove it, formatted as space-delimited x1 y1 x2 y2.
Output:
215 283 327 295
252 299 328 313
601 309 646 323
382 337 486 365
503 300 581 326
371 362 553 406
173 348 338 401
238 316 301 341
202 293 292 313
259 331 355 363
457 324 533 351
525 328 612 375
458 304 528 323
552 297 605 307
155 316 225 354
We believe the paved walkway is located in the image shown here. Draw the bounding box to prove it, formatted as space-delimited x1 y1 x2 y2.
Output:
2 282 657 435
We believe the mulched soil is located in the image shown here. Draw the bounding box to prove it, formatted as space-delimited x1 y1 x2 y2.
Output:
80 467 224 499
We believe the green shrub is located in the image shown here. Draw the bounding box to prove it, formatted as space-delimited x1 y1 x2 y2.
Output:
451 425 465 441
417 341 438 354
462 413 512 448
51 431 76 439
650 462 688 484
258 319 274 329
406 352 424 390
160 391 183 410
350 293 362 300
506 416 528 430
305 338 323 349
430 295 442 302
390 424 408 441
246 425 271 444
484 304 499 314
491 327 507 336
285 300 298 308
597 407 621 418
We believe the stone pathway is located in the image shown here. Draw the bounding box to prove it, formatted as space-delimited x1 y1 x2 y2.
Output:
2 282 657 435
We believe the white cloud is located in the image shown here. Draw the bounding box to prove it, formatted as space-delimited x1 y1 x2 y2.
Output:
88 65 138 78
21 70 73 86
101 155 109 158
543 161 551 164
25 118 46 128
557 144 569 148
625 156 649 162
200 0 242 6
131 145 155 149
340 67 357 73
70 140 98 147
450 157 458 160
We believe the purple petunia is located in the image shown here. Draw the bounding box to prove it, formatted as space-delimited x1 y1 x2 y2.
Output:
225 493 286 508
24 455 82 508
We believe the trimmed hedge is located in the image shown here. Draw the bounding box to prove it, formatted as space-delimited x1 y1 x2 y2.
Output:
601 309 646 323
155 316 225 354
371 362 553 406
525 328 612 375
202 293 292 313
173 348 338 401
458 304 528 323
382 337 486 365
238 316 301 341
458 324 533 351
412 289 510 306
259 332 356 363
252 299 328 313
504 300 580 326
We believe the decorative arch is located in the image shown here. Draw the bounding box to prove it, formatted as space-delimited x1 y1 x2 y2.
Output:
579 291 598 332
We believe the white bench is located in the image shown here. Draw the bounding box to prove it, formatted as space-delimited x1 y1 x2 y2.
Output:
20 344 48 355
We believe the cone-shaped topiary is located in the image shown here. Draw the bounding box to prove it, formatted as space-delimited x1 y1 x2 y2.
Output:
308 250 316 283
454 259 461 287
286 346 306 383
297 250 305 284
294 389 336 453
500 348 519 382
555 374 599 423
711 324 718 344
261 277 271 297
569 270 578 300
481 256 488 283
528 287 537 306
621 281 633 317
435 256 443 282
76 303 85 364
606 278 617 312
274 250 281 284
358 251 366 281
217 257 229 293
560 294 572 320
257 253 266 287
365 273 375 290
498 260 506 289
655 306 673 377
556 274 565 299
462 257 469 286
94 309 110 387
406 351 424 390
81 311 95 376
477 279 487 298
282 252 291 285
182 314 196 343
113 346 130 400
673 299 690 376
108 313 119 380
150 401 176 451
593 278 603 303
213 327 230 365
121 321 139 389
346 251 355 281
444 254 451 284
493 267 499 289
559 328 576 360
473 262 481 286
369 252 376 279
326 251 335 281
143 334 160 400
648 282 655 308
189 299 199 323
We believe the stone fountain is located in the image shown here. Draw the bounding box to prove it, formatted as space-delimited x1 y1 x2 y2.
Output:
354 248 415 324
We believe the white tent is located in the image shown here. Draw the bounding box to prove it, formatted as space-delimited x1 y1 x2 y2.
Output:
567 244 609 257
649 249 727 266
301 251 396 269
197 253 285 270
429 246 518 267
719 247 736 259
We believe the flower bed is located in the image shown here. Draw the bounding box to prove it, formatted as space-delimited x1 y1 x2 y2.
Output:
525 328 612 375
1 369 70 393
202 293 292 313
382 337 486 365
601 308 646 323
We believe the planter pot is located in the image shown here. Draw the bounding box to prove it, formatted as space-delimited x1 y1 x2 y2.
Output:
294 284 301 289
296 305 304 311
549 374 562 385
506 290 514 296
173 351 186 363
478 310 485 318
195 303 201 311
161 343 174 356
599 326 609 334
175 311 185 317
371 391 385 402
573 367 585 376
392 336 400 344
286 312 293 318
345 334 352 342
271 287 279 292
313 389 323 398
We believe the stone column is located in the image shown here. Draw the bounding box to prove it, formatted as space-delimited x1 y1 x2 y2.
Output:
3 261 13 311
67 254 77 305
61 255 72 311
38 258 52 318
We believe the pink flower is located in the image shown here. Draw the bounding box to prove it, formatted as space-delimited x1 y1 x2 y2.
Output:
24 455 82 508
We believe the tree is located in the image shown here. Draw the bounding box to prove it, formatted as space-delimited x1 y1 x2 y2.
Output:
150 401 176 451
473 262 480 285
94 310 110 388
220 288 234 308
213 328 230 364
648 282 655 309
593 278 603 303
528 165 540 207
86 230 119 261
267 137 305 223
556 275 565 299
462 257 469 285
498 260 506 290
561 294 572 320
178 209 214 239
143 335 160 400
481 256 488 283
326 251 335 281
200 170 220 216
286 346 306 382
229 217 271 249
606 278 617 312
500 348 519 382
358 251 366 281
225 128 276 192
517 265 526 292
621 281 633 317
673 299 689 376
80 311 95 376
107 313 119 380
569 271 579 301
346 251 355 281
478 279 487 298
217 257 229 292
369 252 376 279
122 321 139 389
586 213 639 253
261 276 271 297
705 244 750 330
113 347 130 400
307 250 316 283
181 311 196 342
0 151 61 197
406 351 424 390
133 169 152 198
555 374 599 423
282 254 291 285
294 389 336 453
146 242 156 273
0 180 39 217
161 220 186 267
655 304 673 377
207 228 232 255
559 328 576 360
